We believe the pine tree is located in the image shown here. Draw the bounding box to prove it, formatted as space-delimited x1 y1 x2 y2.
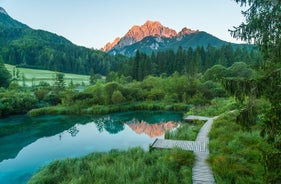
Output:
0 57 11 88
227 1 281 182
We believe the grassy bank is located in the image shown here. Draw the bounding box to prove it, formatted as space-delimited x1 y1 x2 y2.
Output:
28 147 194 184
28 102 190 117
208 111 267 183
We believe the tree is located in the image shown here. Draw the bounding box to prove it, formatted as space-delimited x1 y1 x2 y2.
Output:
89 69 96 85
230 0 281 64
111 90 125 104
0 57 11 88
228 1 281 182
203 64 228 82
54 72 65 91
228 62 253 79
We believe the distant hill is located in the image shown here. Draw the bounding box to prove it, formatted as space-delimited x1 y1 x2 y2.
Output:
0 7 126 75
103 20 248 57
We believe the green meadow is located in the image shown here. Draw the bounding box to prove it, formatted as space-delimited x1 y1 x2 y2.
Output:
5 64 90 86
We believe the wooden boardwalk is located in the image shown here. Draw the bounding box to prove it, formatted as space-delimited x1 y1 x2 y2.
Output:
151 115 217 184
151 139 206 152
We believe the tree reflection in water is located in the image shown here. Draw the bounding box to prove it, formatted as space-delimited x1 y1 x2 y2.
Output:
67 125 79 137
93 116 125 134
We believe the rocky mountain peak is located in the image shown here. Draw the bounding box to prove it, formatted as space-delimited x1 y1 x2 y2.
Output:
125 20 177 41
102 37 120 52
0 7 8 15
178 27 199 37
103 20 199 52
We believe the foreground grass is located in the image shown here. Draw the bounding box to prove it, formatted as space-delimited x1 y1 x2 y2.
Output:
28 147 194 184
208 111 267 184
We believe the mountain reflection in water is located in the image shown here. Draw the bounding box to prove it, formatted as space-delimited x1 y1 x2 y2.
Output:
127 119 179 138
0 111 183 184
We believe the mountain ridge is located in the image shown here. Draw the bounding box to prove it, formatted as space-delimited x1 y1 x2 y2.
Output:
103 20 198 52
0 7 8 15
102 20 243 57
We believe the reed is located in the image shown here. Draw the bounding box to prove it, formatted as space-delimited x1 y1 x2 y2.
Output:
28 147 194 184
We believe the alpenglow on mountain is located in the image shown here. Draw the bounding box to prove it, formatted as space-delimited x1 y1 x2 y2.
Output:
103 20 237 57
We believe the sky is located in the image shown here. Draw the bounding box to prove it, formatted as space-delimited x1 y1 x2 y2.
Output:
0 0 247 49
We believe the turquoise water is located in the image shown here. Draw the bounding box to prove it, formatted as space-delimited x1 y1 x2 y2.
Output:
0 111 183 184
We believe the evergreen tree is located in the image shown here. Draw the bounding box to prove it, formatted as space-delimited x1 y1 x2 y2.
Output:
0 57 11 88
54 72 65 91
227 1 281 182
89 69 96 85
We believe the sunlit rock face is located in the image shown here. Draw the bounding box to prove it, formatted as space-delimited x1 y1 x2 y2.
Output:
127 120 179 138
102 37 120 52
103 20 197 52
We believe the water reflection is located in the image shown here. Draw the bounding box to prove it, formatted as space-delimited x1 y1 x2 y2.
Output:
67 125 79 137
0 111 182 162
126 119 179 138
95 116 125 134
0 111 183 184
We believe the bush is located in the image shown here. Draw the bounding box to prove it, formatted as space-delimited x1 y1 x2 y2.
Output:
0 90 38 117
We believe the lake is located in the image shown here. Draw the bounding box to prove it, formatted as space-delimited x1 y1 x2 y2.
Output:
0 111 183 184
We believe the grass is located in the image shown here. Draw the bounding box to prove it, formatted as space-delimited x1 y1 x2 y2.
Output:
5 64 89 86
186 97 238 117
208 111 266 184
28 147 194 184
165 121 205 141
28 102 190 117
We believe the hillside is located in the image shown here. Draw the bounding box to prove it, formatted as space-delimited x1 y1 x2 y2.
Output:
0 7 126 75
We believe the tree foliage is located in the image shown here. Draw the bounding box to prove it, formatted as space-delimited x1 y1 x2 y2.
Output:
230 0 281 64
0 57 11 88
228 1 281 182
118 45 260 81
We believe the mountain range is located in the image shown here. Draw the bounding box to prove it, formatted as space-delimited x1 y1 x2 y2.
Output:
0 6 248 74
103 20 242 56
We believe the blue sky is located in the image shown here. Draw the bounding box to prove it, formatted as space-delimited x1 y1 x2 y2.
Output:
0 0 246 49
